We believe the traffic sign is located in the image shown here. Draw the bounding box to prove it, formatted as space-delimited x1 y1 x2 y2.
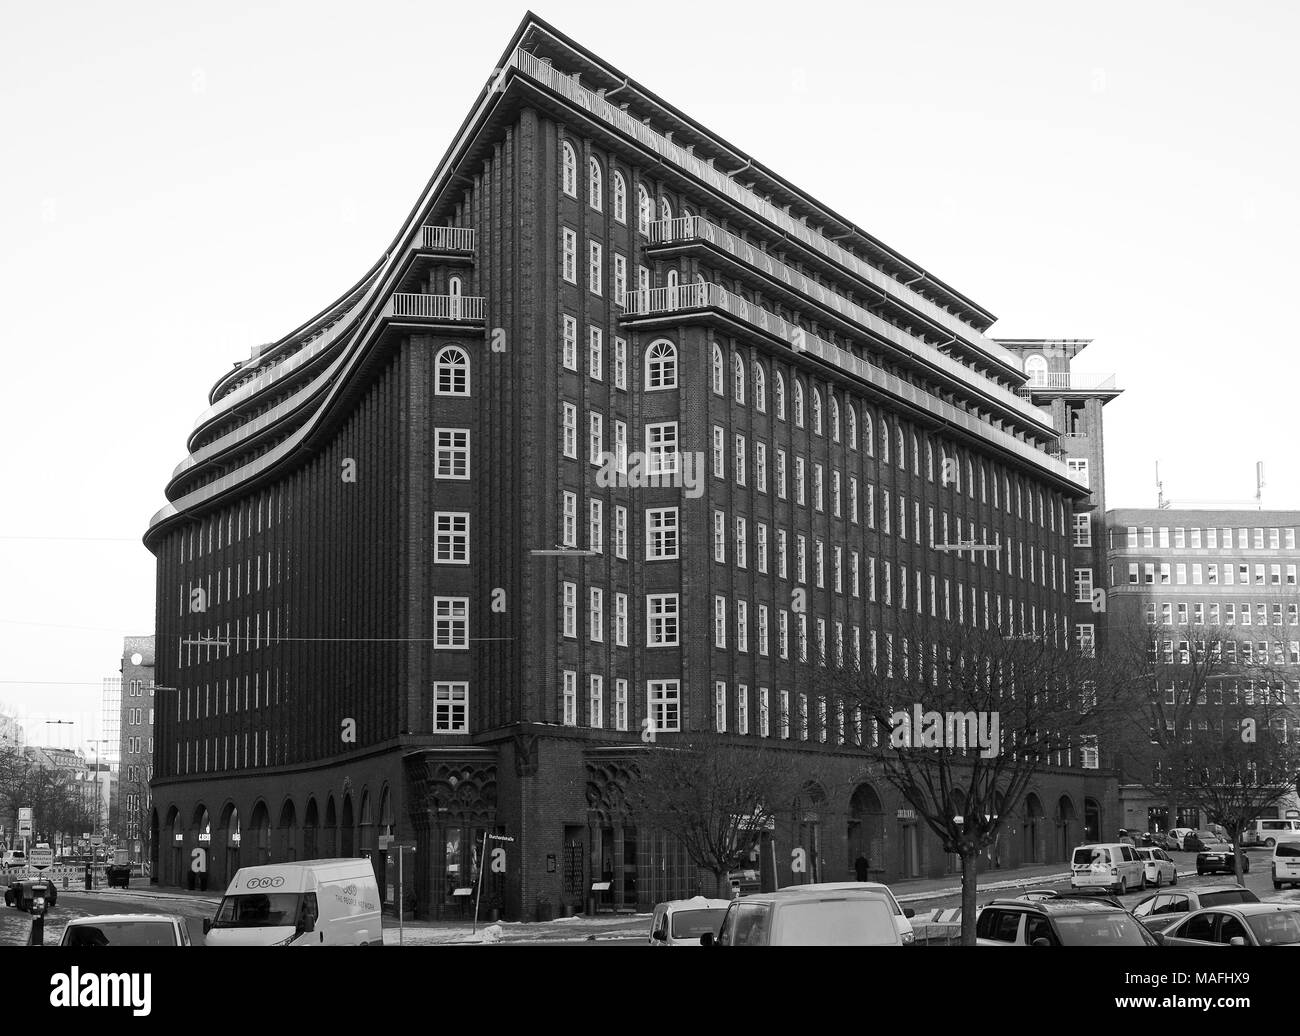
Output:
29 848 53 870
90 835 103 847
18 808 32 839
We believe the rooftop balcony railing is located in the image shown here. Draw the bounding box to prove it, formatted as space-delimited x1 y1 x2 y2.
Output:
384 292 485 322
624 282 1076 483
1019 372 1119 396
419 226 477 252
649 216 1046 427
508 49 1017 367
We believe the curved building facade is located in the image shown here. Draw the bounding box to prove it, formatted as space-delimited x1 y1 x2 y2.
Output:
145 14 1117 918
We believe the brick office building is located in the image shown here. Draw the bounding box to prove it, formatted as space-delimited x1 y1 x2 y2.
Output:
1106 508 1300 833
115 636 156 863
143 14 1119 918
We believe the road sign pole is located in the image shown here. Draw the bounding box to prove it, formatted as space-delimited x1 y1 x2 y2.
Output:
398 847 403 947
472 829 488 935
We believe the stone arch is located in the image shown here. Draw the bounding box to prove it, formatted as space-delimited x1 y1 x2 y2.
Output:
324 795 338 857
303 797 320 860
340 793 355 857
847 783 884 880
162 805 181 887
191 804 212 890
1084 797 1102 843
249 800 272 866
1023 793 1046 864
1056 794 1078 862
278 798 298 862
359 788 376 860
218 802 242 883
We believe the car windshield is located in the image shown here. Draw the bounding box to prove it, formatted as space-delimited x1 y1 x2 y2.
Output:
1246 910 1300 946
1073 847 1110 866
775 898 897 945
1200 889 1260 907
1054 914 1154 946
671 908 728 939
1276 843 1300 858
213 893 303 928
63 922 177 947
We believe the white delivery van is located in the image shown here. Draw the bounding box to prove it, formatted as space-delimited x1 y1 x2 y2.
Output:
204 858 382 946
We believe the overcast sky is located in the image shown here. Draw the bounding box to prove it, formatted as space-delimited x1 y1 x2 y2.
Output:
1 0 1296 752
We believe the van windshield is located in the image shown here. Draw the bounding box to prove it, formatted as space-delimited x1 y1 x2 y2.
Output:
213 893 304 928
671 908 728 939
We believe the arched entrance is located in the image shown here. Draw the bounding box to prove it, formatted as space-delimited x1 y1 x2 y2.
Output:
1023 794 1045 864
250 802 271 865
323 796 338 857
788 782 825 885
1084 797 1102 843
278 799 298 862
1057 795 1078 861
303 798 319 860
340 794 355 856
148 808 160 884
359 790 375 861
847 784 884 881
376 786 394 906
221 804 242 879
191 805 212 891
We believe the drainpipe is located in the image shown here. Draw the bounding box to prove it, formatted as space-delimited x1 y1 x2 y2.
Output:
725 158 753 179
604 78 630 101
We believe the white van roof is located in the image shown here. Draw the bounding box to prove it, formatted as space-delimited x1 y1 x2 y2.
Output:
224 858 376 894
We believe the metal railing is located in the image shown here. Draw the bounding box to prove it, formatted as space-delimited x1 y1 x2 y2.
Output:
623 282 1074 481
648 216 1046 426
388 293 485 321
1019 372 1119 395
510 48 1021 370
420 226 477 252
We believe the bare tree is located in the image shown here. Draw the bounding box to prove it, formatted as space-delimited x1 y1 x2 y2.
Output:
628 735 823 898
810 614 1129 945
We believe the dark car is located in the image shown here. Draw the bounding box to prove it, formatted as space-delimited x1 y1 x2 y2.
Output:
976 898 1158 946
4 877 58 910
1197 839 1249 876
1157 903 1300 946
1014 888 1124 909
1130 885 1260 934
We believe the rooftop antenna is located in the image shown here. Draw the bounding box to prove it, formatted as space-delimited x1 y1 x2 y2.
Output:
1257 461 1265 510
1155 461 1168 510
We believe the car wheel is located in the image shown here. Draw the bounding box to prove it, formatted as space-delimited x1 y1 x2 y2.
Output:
1119 877 1128 895
1171 871 1177 886
1197 868 1205 876
1276 881 1284 890
1154 871 1163 888
1266 838 1276 849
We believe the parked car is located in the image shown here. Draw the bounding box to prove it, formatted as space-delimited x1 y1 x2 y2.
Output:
975 898 1157 946
1070 843 1147 894
1163 828 1197 851
1014 888 1124 909
702 888 903 946
1 850 26 868
1197 839 1249 876
104 850 132 889
1243 819 1300 849
648 896 731 946
1130 885 1259 934
5 877 58 910
776 881 916 943
1135 847 1178 888
1271 841 1300 889
1156 903 1300 947
60 914 190 947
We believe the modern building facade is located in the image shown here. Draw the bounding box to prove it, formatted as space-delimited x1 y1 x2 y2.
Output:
1106 508 1300 832
115 636 156 862
144 15 1118 918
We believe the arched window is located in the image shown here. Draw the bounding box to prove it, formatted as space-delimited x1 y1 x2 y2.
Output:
881 420 890 464
925 441 934 481
588 157 603 211
775 372 786 420
967 460 975 497
733 353 746 405
712 343 725 396
448 276 463 319
436 346 469 396
753 361 767 412
1004 475 1012 512
980 464 987 502
846 403 857 449
830 396 840 442
613 171 627 224
812 388 823 435
645 339 677 391
794 381 805 427
1025 353 1048 385
637 185 652 235
561 141 577 198
659 197 673 222
863 411 874 456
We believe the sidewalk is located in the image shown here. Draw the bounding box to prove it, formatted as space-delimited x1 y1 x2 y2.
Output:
889 860 1077 903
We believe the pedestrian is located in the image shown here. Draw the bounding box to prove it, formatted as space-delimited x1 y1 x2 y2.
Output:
854 853 870 882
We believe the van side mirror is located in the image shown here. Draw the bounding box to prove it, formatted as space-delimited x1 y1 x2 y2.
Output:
903 908 915 919
1030 937 1051 947
699 932 714 947
1229 936 1246 947
202 918 211 935
652 929 667 941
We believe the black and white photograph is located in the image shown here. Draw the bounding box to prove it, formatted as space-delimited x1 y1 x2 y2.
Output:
2 0 1297 1014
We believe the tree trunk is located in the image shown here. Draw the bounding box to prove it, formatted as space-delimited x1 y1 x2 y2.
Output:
960 851 979 946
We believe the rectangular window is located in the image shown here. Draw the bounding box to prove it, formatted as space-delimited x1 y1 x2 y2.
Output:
615 505 627 559
646 507 679 560
735 516 748 568
562 402 578 458
737 600 749 653
615 679 628 731
588 240 602 295
779 690 791 740
562 671 577 726
434 512 469 564
713 510 726 563
613 253 626 307
562 582 578 638
589 587 604 642
777 529 788 580
759 687 770 738
776 449 787 499
433 597 469 649
647 594 679 646
795 457 806 506
714 681 728 733
735 435 747 487
712 426 725 479
757 523 769 573
433 682 469 733
589 411 604 465
614 336 627 390
615 592 628 647
588 498 603 553
1073 512 1091 547
434 428 470 479
814 463 824 511
850 477 859 523
758 605 769 656
648 680 680 733
588 327 603 380
645 422 678 475
714 596 727 649
737 685 749 736
832 470 841 517
589 675 604 728
562 228 577 283
561 491 577 547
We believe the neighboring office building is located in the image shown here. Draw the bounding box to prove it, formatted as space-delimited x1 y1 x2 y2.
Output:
1106 508 1300 833
117 636 156 863
143 14 1118 918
